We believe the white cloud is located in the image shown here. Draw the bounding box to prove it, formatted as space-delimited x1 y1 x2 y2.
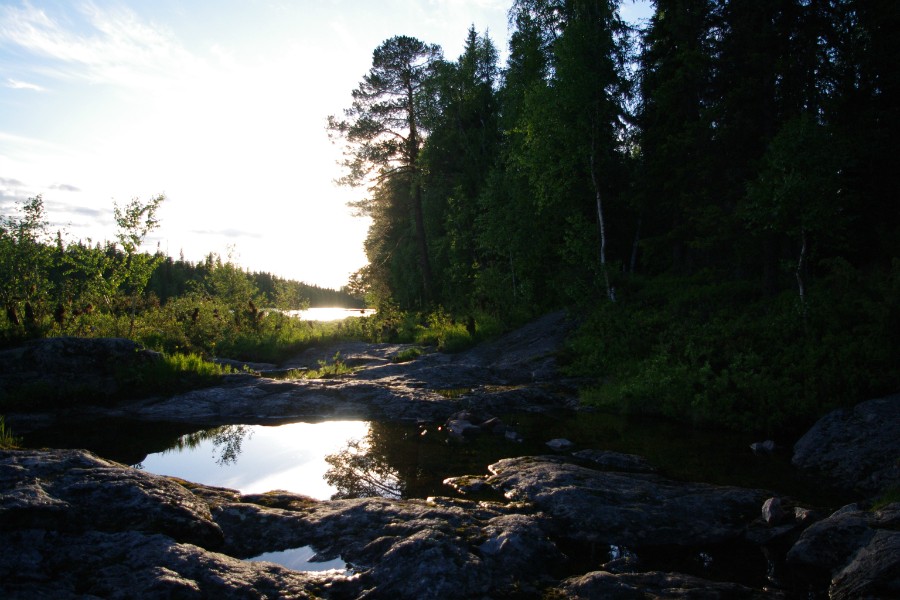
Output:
6 78 46 91
0 2 199 90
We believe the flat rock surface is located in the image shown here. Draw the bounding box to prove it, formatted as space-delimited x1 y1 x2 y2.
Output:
3 314 898 597
0 448 566 599
485 455 769 546
5 311 580 432
552 570 783 599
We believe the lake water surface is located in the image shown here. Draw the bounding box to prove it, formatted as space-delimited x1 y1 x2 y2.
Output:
287 307 376 321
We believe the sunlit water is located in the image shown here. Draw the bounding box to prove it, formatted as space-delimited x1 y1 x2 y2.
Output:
246 545 350 573
137 421 369 499
286 307 376 321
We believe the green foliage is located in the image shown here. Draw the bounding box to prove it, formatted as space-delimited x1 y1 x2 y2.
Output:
392 347 424 363
567 269 900 436
0 195 53 340
0 200 367 364
412 307 473 352
120 353 235 396
872 486 900 512
0 352 233 412
302 352 354 379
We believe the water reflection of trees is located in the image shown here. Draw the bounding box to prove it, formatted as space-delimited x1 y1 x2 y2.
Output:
324 421 439 500
166 424 253 466
324 437 403 499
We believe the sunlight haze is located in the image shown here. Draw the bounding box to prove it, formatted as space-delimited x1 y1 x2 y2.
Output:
1 0 649 289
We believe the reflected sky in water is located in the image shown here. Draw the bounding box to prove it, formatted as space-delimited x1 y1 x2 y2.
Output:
138 421 369 499
247 545 349 573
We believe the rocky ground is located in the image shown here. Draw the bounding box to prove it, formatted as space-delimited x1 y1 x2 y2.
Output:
1 312 899 598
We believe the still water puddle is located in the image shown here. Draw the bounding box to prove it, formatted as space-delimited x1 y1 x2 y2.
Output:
21 411 847 506
246 545 350 573
136 421 369 499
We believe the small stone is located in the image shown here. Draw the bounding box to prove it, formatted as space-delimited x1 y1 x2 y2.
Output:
478 417 503 432
504 430 523 443
446 419 479 437
443 476 487 495
546 438 574 451
750 440 776 455
762 496 784 526
793 506 818 525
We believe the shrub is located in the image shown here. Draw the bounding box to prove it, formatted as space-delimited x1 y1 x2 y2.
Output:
392 347 424 363
566 269 900 436
302 352 354 379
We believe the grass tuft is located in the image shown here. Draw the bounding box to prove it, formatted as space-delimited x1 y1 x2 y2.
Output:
0 415 20 449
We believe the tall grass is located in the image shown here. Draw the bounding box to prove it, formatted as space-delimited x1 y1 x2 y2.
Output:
0 352 236 413
0 415 20 449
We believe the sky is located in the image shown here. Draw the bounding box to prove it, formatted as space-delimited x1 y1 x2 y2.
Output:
1 0 651 290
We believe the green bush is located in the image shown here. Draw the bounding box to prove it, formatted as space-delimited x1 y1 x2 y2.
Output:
392 347 424 363
302 352 354 379
567 268 900 436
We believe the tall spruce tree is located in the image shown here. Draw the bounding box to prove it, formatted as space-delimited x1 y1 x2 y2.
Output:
635 0 716 274
421 27 501 310
506 0 632 303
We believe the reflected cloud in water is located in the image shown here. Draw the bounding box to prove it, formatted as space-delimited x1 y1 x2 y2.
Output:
138 421 369 499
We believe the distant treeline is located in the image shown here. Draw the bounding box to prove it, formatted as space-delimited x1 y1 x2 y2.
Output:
149 254 364 309
0 194 362 357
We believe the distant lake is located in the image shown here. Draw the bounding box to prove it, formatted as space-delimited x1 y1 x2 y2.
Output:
285 307 376 321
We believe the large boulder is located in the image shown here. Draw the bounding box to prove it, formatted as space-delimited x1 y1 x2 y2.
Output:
0 336 162 407
0 449 340 599
485 455 769 547
213 495 561 599
0 530 328 600
786 502 900 599
0 448 222 547
792 395 900 495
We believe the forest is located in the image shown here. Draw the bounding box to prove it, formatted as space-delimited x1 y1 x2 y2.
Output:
328 0 899 434
2 0 897 436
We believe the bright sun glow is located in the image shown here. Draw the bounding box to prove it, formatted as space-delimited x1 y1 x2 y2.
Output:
0 0 516 289
1 1 650 289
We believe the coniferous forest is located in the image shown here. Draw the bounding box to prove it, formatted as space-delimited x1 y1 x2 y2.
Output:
2 0 897 436
329 0 899 434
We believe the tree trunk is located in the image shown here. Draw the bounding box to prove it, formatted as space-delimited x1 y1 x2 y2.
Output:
406 77 433 305
589 135 615 302
411 178 433 303
630 216 642 274
796 227 807 322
